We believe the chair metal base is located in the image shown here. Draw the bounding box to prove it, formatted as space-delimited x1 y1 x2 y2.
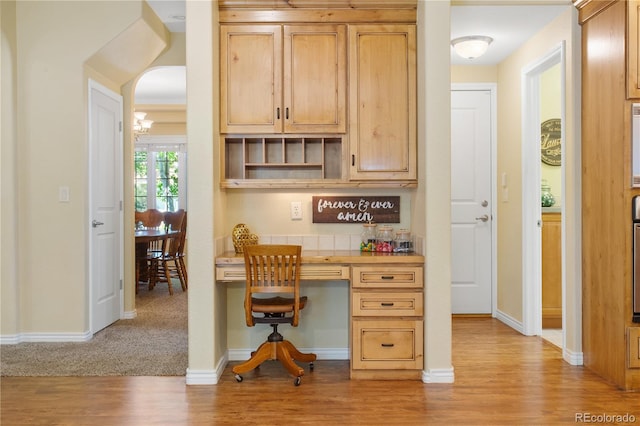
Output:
232 324 316 382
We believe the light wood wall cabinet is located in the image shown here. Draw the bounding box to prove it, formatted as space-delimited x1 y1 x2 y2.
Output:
220 24 346 134
577 0 640 390
219 8 418 188
629 0 640 99
350 265 424 379
349 25 417 181
541 212 562 329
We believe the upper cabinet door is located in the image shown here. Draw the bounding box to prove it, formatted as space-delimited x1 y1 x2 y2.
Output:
349 25 417 181
220 25 283 134
283 25 347 133
629 0 640 99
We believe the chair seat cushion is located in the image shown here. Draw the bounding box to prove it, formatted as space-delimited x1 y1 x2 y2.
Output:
251 295 307 314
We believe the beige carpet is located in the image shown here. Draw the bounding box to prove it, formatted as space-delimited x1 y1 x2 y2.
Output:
1 284 187 376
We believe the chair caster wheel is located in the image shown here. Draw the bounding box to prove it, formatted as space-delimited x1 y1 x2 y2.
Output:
234 374 243 382
294 376 301 386
309 362 314 371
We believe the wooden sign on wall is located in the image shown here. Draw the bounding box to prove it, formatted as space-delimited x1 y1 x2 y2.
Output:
312 196 400 223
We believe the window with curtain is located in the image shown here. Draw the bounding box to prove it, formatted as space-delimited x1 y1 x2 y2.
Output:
135 136 187 212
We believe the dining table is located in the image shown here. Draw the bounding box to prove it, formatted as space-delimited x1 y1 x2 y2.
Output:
135 228 180 289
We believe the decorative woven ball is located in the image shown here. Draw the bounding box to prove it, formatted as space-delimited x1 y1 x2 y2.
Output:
232 223 258 253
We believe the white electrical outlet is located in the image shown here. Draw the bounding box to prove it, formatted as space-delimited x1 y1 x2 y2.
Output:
290 201 302 220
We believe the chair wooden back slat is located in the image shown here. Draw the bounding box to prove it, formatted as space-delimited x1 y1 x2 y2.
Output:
243 245 302 326
135 209 164 229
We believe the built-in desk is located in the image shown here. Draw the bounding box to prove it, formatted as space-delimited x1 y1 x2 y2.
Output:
215 250 425 380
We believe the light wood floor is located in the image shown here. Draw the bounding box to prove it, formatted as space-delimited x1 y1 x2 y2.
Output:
2 318 638 425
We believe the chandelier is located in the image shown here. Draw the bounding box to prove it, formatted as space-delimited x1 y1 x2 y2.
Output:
133 111 153 139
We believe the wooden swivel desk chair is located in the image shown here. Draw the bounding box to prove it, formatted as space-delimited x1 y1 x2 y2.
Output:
232 245 316 386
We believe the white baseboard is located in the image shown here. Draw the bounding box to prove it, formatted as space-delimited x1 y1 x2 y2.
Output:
185 352 228 385
122 309 137 320
422 367 455 383
563 347 584 365
0 331 92 344
186 368 219 385
227 347 349 361
495 309 524 334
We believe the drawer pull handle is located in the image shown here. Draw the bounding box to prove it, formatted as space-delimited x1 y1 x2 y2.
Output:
381 343 395 348
380 302 395 307
381 276 395 280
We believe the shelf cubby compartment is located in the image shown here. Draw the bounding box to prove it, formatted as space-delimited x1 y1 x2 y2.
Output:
223 136 343 183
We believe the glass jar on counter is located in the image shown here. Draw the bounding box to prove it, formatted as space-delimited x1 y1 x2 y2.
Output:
541 180 556 207
393 229 414 253
375 225 394 252
360 223 377 252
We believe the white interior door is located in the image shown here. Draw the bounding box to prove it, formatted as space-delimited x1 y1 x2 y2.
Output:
89 80 123 333
451 88 493 314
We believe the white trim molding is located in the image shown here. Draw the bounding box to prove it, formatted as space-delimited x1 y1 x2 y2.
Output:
495 309 524 335
563 347 583 366
422 367 455 383
0 331 93 344
228 347 349 361
186 351 228 385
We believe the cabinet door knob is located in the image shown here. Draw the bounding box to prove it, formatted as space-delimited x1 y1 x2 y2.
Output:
285 107 289 119
381 343 395 348
276 107 280 119
352 154 355 166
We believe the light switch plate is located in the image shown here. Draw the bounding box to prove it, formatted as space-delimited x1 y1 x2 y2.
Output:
59 186 70 203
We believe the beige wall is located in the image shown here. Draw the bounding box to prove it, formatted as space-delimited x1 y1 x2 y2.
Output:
1 0 167 337
496 8 579 340
451 65 498 83
1 0 19 336
186 0 218 376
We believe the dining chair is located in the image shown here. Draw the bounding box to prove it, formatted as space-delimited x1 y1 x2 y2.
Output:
153 210 187 295
136 208 166 255
232 244 316 386
135 209 164 229
176 211 188 287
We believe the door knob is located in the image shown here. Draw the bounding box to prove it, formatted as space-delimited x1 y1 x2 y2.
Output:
475 215 489 222
92 220 104 228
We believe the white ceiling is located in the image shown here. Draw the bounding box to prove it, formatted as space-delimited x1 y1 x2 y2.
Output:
135 66 186 104
147 0 186 33
450 4 570 65
140 1 572 102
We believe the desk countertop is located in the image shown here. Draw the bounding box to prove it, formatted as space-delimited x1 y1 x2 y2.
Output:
215 250 425 266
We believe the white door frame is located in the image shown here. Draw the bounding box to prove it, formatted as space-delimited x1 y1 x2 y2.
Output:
451 83 498 316
88 79 124 333
521 43 565 339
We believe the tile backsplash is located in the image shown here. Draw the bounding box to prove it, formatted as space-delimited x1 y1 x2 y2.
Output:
219 234 424 255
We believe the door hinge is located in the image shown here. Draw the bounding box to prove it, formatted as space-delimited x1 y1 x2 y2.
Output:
120 200 123 211
119 121 123 132
120 279 123 290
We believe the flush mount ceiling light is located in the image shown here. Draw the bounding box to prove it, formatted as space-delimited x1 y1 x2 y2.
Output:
451 35 494 60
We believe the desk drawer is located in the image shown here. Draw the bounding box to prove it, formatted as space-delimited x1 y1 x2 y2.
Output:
352 291 423 317
352 319 423 370
352 266 423 289
216 265 350 282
